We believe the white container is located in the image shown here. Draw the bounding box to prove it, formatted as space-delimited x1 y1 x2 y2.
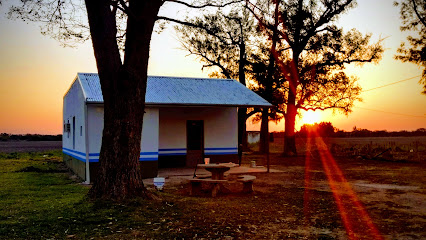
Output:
153 177 165 191
250 160 256 168
204 158 210 164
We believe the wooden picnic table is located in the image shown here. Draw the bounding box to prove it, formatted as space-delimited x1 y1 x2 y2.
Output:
190 163 255 197
197 163 237 180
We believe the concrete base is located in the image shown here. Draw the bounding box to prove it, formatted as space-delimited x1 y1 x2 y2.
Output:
90 161 158 180
63 153 86 181
63 154 158 182
159 155 186 168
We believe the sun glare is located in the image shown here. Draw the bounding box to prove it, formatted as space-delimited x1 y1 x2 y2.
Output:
302 111 321 125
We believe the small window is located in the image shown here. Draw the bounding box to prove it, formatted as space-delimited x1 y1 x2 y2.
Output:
67 120 70 138
80 126 83 136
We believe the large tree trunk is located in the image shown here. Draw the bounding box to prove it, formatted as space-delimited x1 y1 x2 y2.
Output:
238 41 247 149
238 108 247 149
259 108 269 154
284 101 297 156
284 53 299 156
86 0 163 200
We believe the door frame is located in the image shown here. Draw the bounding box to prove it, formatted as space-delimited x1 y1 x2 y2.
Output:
186 120 204 167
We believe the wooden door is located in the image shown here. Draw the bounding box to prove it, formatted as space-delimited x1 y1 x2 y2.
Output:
186 120 204 167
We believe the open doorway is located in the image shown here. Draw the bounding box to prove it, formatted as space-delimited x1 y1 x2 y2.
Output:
186 120 204 167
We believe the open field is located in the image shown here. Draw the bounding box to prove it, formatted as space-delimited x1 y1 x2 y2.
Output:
0 141 62 153
251 136 426 161
0 142 425 239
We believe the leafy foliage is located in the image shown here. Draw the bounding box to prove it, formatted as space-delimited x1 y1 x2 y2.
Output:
394 0 426 94
7 0 90 47
177 0 384 154
175 5 287 155
5 0 244 200
176 7 255 80
251 0 383 115
298 122 335 137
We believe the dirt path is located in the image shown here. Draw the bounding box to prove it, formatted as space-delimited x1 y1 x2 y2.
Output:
150 151 425 239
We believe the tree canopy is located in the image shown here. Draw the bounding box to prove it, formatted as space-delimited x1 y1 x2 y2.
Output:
248 0 384 155
5 0 242 201
394 0 426 94
175 6 286 153
177 0 384 155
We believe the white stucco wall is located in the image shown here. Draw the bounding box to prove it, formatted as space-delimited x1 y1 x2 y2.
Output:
141 108 159 161
158 107 238 156
87 105 104 162
86 106 159 162
62 79 86 161
203 107 238 153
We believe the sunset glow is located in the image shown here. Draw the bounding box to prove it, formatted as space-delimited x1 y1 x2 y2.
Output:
301 111 322 125
0 0 426 134
302 133 384 240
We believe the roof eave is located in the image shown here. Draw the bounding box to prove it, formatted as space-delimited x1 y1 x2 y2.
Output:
63 76 79 100
86 101 272 108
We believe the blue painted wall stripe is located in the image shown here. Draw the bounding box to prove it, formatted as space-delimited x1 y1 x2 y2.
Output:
63 147 85 156
159 148 237 151
139 158 158 161
63 150 85 162
63 148 158 162
63 147 237 161
140 152 159 155
205 152 238 155
205 147 238 150
159 148 186 151
159 153 187 156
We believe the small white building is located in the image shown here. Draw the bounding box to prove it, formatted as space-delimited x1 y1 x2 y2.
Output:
63 73 271 181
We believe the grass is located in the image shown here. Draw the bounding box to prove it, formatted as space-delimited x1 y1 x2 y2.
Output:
0 151 193 239
0 151 342 239
0 148 424 239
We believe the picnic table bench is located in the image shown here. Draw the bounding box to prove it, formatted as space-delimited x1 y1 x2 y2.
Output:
189 164 256 197
237 175 256 193
189 178 228 197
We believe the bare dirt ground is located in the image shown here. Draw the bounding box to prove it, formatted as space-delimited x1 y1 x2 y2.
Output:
1 139 424 239
154 151 425 239
0 141 62 153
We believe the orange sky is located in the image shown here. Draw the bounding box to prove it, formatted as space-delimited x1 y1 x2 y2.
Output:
0 0 425 135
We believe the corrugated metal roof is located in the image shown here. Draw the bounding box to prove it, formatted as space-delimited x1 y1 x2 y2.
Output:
76 73 272 107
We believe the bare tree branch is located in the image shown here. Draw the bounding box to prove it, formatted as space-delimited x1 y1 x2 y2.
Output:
157 16 233 46
411 0 426 27
164 0 242 9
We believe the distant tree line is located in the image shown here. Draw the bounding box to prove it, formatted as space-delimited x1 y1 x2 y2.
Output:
0 133 62 141
270 123 426 138
334 127 426 138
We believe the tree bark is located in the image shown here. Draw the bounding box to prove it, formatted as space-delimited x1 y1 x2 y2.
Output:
259 108 269 154
238 108 247 148
238 41 247 149
258 0 279 154
283 53 299 156
86 0 163 200
284 104 297 156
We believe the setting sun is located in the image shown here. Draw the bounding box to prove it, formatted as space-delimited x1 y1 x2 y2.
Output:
301 111 322 125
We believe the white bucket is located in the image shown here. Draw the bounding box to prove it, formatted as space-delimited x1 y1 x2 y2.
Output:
153 177 165 191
